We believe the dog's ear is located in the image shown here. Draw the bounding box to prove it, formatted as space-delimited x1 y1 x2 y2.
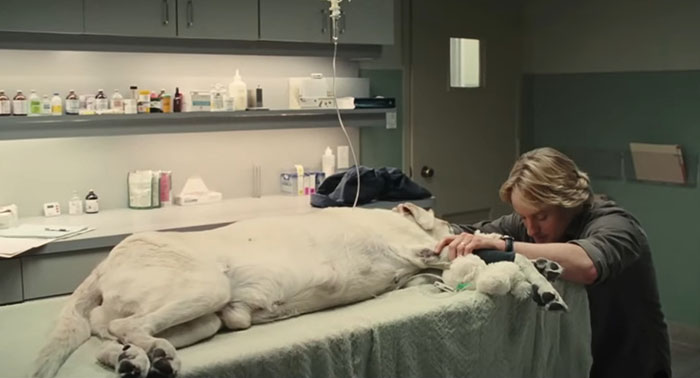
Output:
393 202 435 231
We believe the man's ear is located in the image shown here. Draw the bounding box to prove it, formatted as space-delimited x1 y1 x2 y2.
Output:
393 202 435 231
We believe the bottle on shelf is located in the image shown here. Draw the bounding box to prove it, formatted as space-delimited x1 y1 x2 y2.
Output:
229 69 247 111
173 87 183 112
50 93 63 116
149 90 163 113
95 89 108 114
65 90 79 115
12 90 27 116
129 85 139 101
28 90 41 116
110 89 124 114
0 90 10 116
41 95 51 115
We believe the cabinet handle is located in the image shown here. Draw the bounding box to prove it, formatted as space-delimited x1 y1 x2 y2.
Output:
162 0 169 25
340 11 346 34
321 8 329 33
187 0 194 27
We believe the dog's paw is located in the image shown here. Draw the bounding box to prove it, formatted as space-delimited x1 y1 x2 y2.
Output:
147 339 180 378
117 344 150 378
531 284 569 312
532 258 563 282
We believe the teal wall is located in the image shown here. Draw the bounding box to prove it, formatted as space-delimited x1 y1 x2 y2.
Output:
358 69 403 169
523 71 700 327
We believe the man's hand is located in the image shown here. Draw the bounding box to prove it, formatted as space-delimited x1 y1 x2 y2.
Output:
434 232 506 260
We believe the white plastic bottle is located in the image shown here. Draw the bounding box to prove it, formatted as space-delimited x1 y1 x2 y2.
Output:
68 190 83 215
50 93 63 116
110 89 124 113
28 90 41 116
228 69 247 111
322 146 336 179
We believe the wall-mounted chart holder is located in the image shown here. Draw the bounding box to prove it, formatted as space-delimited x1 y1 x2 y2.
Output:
625 143 697 188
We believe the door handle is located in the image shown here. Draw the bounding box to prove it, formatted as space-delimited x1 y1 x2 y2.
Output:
162 0 169 25
421 166 435 178
187 0 194 27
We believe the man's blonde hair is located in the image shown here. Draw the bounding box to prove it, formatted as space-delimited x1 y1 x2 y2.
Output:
499 147 593 208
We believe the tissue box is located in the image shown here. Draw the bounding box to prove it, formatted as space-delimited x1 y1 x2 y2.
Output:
174 191 222 206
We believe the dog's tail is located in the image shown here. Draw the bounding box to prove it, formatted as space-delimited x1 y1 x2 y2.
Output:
30 262 103 378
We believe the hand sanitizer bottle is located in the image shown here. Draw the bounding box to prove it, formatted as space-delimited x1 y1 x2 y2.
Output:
69 190 83 215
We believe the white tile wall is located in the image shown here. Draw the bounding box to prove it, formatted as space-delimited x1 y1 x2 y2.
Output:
0 49 361 217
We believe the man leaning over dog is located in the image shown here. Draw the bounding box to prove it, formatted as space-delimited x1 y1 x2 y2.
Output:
435 147 671 378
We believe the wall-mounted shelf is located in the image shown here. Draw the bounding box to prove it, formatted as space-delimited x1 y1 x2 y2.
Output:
0 108 391 140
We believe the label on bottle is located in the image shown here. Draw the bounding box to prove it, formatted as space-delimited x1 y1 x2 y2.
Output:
0 100 12 115
69 199 83 215
12 100 27 115
65 99 79 114
95 98 109 112
51 103 63 115
85 199 99 213
29 100 41 115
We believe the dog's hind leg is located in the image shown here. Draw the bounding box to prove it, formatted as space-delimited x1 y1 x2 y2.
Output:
108 281 229 378
97 342 150 378
156 313 222 348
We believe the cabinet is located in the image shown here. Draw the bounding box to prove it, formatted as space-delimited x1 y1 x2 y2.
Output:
177 0 258 40
85 0 177 38
260 0 394 45
260 0 330 43
338 0 394 45
0 0 83 34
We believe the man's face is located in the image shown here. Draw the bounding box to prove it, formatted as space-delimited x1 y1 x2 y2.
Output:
511 188 576 243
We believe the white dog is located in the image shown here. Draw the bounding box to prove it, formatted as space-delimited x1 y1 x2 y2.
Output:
32 203 563 378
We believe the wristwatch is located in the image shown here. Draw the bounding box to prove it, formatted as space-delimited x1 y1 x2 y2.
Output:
500 235 514 252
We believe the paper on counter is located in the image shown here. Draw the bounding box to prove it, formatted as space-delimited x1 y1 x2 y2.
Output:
0 237 53 258
0 224 90 239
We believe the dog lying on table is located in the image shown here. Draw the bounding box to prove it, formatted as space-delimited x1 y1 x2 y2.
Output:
32 203 565 378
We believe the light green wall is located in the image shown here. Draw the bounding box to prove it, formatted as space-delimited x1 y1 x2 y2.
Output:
523 71 700 327
358 69 403 169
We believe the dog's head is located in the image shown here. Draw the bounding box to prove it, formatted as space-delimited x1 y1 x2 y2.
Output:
393 202 453 240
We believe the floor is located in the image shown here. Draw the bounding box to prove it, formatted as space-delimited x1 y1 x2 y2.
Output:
671 324 700 378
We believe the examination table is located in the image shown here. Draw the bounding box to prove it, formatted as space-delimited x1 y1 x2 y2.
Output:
0 282 592 377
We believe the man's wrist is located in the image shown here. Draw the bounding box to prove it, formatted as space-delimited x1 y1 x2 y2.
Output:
500 235 514 252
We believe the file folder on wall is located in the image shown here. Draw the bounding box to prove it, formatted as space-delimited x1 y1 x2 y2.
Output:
629 142 686 184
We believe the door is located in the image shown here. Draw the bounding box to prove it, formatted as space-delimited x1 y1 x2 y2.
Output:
409 0 523 222
177 0 258 40
85 0 176 37
339 0 394 45
0 0 83 33
260 0 330 43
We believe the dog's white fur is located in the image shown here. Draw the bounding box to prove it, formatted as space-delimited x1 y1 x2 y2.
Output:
31 204 454 378
32 203 564 378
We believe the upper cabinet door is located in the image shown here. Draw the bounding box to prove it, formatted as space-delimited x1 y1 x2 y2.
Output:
177 0 258 40
260 0 330 43
339 0 394 45
85 0 177 37
0 0 83 33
